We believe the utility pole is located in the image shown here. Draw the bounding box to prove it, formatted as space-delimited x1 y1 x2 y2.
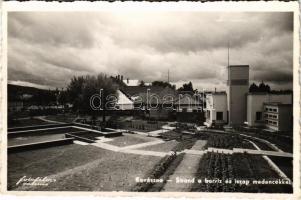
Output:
227 40 231 126
167 69 170 83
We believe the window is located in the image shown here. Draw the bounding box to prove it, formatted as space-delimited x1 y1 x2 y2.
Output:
256 112 262 121
216 112 223 120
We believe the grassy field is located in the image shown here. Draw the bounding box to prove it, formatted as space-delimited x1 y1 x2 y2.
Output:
8 144 161 191
105 134 156 147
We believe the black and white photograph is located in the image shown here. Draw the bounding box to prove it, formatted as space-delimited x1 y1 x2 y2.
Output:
2 3 299 195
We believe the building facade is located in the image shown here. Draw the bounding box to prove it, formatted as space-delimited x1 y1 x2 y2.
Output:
246 93 292 127
263 103 292 131
204 92 227 127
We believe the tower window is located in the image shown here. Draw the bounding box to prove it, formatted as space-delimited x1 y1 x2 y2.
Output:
256 112 262 121
216 112 223 120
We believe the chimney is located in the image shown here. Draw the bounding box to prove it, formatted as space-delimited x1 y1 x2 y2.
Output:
127 78 129 84
121 75 123 81
215 88 216 93
117 75 120 81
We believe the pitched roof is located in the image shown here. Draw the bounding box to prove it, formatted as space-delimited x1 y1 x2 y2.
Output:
122 86 178 104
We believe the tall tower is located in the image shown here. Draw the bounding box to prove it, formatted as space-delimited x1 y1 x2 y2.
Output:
227 65 249 125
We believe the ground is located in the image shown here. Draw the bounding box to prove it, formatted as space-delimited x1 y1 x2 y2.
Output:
7 114 293 192
105 134 157 147
8 144 161 191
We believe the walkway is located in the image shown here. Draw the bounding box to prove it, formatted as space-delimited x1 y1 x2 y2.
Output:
91 138 169 157
161 140 207 192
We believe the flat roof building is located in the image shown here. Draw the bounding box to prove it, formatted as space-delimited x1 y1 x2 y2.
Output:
204 92 227 127
263 102 292 132
246 93 292 127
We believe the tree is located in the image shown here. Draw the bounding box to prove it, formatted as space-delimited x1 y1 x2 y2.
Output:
249 83 259 92
66 73 119 129
151 81 175 90
139 80 145 86
177 81 195 93
249 81 271 93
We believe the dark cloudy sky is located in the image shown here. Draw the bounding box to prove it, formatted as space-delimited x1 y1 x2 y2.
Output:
8 12 293 91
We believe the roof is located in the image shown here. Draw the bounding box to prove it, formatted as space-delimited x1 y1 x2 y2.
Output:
229 65 249 68
206 91 227 96
174 94 201 105
122 86 178 104
248 92 292 96
263 102 292 107
123 79 140 86
117 90 133 105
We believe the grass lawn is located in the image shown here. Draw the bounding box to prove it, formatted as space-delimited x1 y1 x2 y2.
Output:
192 153 292 193
240 131 293 153
8 134 66 146
269 156 293 180
247 138 275 151
138 140 179 152
205 134 256 150
8 144 161 191
8 118 53 128
232 154 292 193
105 134 156 147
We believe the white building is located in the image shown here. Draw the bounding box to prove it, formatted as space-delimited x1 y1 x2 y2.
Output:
204 92 227 127
263 102 292 131
246 93 292 127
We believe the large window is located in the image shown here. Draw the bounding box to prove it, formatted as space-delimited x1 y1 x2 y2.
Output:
216 112 223 120
256 112 262 121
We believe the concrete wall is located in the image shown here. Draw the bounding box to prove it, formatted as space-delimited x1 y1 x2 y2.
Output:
278 106 293 131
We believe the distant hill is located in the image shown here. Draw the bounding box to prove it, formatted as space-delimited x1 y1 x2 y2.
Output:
7 84 55 102
8 84 50 95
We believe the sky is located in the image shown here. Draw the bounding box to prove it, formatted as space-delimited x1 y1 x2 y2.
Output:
8 12 293 91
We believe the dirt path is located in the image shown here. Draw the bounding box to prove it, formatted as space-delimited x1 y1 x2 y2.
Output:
161 140 207 192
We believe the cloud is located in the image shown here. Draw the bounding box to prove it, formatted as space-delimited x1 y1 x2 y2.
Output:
7 12 293 91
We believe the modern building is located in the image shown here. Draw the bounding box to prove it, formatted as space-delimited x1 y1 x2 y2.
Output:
246 93 292 127
204 92 227 127
227 65 249 125
263 102 293 131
